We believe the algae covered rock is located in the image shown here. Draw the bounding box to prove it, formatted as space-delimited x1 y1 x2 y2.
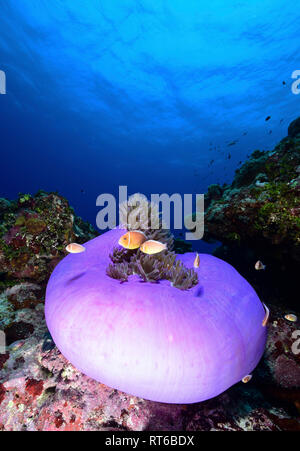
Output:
204 119 300 263
0 191 98 284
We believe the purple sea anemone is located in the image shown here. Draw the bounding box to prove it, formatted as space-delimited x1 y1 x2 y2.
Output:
45 228 267 404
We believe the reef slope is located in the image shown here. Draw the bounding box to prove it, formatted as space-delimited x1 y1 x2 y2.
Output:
205 123 300 262
0 191 98 286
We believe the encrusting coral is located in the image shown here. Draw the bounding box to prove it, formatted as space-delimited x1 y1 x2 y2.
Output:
107 194 198 290
199 118 300 312
0 191 98 285
203 120 300 263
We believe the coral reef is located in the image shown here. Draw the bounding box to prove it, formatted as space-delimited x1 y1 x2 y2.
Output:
0 191 299 429
202 119 300 310
0 191 98 286
257 304 300 389
204 132 300 261
0 284 298 430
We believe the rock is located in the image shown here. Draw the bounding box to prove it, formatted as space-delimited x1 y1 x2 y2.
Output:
0 191 98 284
259 304 300 389
288 116 300 138
4 321 34 346
0 198 12 214
201 120 300 314
206 184 223 202
0 292 15 329
204 125 300 263
233 150 269 188
0 283 43 332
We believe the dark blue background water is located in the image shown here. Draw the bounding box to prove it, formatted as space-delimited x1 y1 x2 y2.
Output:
0 1 299 246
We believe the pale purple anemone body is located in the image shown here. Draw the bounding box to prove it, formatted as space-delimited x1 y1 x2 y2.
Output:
45 228 267 404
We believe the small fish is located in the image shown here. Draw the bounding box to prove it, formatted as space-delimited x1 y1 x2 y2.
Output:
228 141 237 147
140 240 167 255
282 81 286 85
118 230 147 250
228 153 231 159
284 313 297 323
262 303 270 327
194 253 200 268
265 116 271 121
255 260 266 270
66 243 86 254
242 375 252 384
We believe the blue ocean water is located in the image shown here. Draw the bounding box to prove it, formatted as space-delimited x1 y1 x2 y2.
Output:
0 1 299 240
